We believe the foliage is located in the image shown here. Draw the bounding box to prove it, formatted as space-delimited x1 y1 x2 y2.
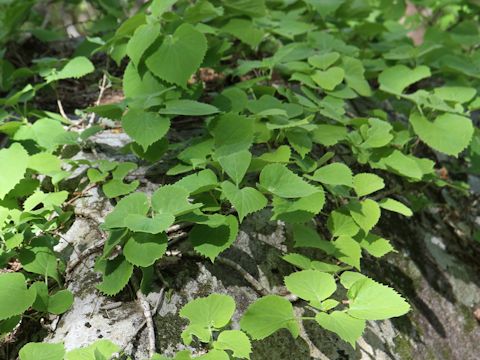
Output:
1 0 480 357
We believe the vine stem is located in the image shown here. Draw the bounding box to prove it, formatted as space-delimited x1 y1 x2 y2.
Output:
130 275 156 358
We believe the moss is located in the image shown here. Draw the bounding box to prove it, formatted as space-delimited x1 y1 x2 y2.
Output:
459 304 476 333
393 336 414 360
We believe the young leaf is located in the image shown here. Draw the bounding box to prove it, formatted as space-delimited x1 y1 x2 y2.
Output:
352 173 385 197
409 112 474 156
347 278 410 320
310 163 353 187
175 169 218 195
221 181 267 222
315 311 366 348
123 232 168 267
311 124 347 146
308 52 340 70
284 270 336 307
19 343 65 360
213 330 252 359
240 295 299 340
0 143 29 199
122 109 171 151
0 273 36 320
180 294 236 344
259 163 318 198
146 24 207 86
190 215 238 261
197 350 229 360
218 150 252 185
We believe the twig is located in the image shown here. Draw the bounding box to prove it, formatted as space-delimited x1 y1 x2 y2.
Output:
131 277 161 359
65 242 104 277
57 99 70 121
64 184 97 207
110 287 164 359
182 251 270 296
88 73 110 126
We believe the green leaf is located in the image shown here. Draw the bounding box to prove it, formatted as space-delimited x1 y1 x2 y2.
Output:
347 277 410 320
159 99 220 116
380 150 423 180
0 143 29 199
218 150 251 185
124 214 175 234
223 19 264 48
126 23 161 67
122 109 171 151
340 271 366 289
308 52 340 70
259 163 318 198
96 255 134 296
349 199 381 233
378 198 413 217
221 181 267 222
214 330 252 359
31 282 73 315
433 86 476 104
197 350 229 360
19 343 65 360
190 215 238 261
315 311 365 348
284 270 336 307
212 113 254 156
271 190 325 223
409 112 474 156
310 163 352 186
358 233 395 257
311 125 347 146
333 236 362 270
175 169 218 195
0 273 36 320
311 67 344 91
123 232 168 267
180 294 235 344
152 185 201 216
28 152 61 175
46 56 94 82
150 0 177 17
378 65 431 94
240 295 299 340
146 23 207 86
292 223 335 254
327 210 360 237
19 238 60 282
223 0 266 17
352 173 385 197
360 118 393 149
66 339 120 360
103 192 150 229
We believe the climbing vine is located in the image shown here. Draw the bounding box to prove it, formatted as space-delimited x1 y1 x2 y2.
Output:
1 0 480 359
